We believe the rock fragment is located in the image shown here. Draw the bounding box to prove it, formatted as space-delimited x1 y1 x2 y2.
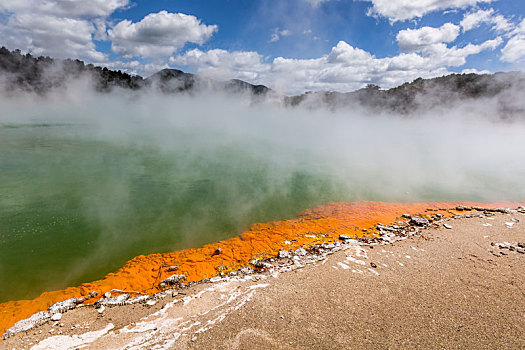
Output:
471 206 486 211
456 206 471 211
126 295 152 305
410 217 429 226
240 266 253 274
320 243 335 250
2 311 51 339
278 249 292 259
294 248 307 256
493 241 525 255
50 313 62 321
48 297 82 314
96 294 130 307
146 300 158 306
159 274 186 288
153 291 168 299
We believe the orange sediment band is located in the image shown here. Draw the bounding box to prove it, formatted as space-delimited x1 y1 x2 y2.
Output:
0 201 522 335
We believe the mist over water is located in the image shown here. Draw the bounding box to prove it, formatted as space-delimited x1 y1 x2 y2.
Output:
1 89 525 302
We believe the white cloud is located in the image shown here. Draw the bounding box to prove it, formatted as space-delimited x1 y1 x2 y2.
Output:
171 38 500 95
0 2 217 64
171 49 267 81
460 8 514 33
270 28 291 42
461 8 493 31
103 59 169 77
394 22 501 70
421 38 502 67
0 0 128 61
108 11 217 59
0 0 129 19
361 0 493 22
0 0 514 93
501 36 525 62
0 0 127 61
326 40 375 64
397 23 460 52
395 22 502 68
461 68 491 74
501 20 525 62
304 0 332 7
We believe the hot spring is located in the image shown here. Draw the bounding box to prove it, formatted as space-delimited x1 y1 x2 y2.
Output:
1 92 525 302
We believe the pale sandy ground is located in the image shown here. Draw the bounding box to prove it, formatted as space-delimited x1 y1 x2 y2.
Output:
2 212 525 349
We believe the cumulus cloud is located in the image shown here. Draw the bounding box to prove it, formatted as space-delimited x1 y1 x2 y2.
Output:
171 37 501 95
0 0 517 93
326 41 374 64
397 23 460 52
3 13 105 61
460 8 514 33
0 0 129 19
361 0 493 22
0 0 129 61
501 36 525 62
422 38 502 67
171 49 268 81
501 20 525 63
108 11 218 59
395 22 502 69
0 2 217 65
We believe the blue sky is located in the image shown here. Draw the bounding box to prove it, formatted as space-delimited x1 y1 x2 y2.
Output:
1 0 525 94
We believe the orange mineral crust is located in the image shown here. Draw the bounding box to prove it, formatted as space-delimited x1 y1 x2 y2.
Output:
0 201 522 335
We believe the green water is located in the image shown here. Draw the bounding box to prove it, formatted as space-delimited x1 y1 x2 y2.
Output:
1 115 524 303
0 123 352 302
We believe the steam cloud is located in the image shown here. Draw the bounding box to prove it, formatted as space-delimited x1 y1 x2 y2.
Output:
1 68 525 302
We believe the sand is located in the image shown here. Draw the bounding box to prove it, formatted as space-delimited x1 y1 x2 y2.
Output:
2 209 524 349
1 201 489 335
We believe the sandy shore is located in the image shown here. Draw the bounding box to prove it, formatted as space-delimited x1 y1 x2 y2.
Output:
2 208 524 349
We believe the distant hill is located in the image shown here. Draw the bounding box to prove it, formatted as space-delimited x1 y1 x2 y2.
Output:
286 73 525 117
0 47 144 92
0 47 271 97
1 47 524 118
146 68 271 95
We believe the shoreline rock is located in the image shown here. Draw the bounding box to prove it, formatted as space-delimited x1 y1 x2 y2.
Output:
2 202 524 339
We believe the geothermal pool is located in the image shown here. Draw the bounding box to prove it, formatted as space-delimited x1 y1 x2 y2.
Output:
1 95 525 303
0 122 354 302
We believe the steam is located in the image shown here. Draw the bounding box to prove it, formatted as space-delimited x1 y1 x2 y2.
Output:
1 70 525 302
